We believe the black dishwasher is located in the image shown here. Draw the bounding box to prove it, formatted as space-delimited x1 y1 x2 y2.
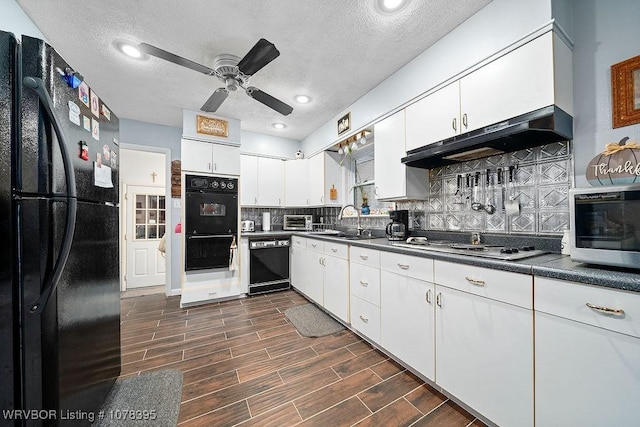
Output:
248 238 290 295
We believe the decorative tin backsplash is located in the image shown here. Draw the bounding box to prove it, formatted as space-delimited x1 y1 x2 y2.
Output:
397 141 573 235
241 207 341 229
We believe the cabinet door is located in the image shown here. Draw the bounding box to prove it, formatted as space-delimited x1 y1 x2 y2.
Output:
240 155 258 206
304 250 324 305
308 154 325 206
323 255 349 323
181 139 213 173
535 312 640 426
211 144 240 175
374 110 406 200
285 159 309 206
435 285 533 427
257 157 284 206
405 81 460 151
460 32 554 133
380 272 435 380
290 245 306 294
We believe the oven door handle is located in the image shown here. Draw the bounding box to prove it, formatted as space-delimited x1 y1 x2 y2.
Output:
187 234 235 239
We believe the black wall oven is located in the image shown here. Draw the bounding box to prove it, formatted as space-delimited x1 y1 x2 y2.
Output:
185 174 238 271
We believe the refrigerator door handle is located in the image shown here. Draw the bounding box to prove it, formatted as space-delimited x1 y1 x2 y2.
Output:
23 76 78 314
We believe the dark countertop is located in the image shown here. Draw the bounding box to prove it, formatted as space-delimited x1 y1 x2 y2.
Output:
287 232 640 293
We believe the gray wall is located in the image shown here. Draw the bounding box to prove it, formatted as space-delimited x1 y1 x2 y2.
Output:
0 0 45 39
119 119 183 292
571 0 640 186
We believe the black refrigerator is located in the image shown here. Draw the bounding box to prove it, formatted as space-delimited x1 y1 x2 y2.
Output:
0 31 121 425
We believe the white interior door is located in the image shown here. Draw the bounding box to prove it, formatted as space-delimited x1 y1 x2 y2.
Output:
126 185 167 288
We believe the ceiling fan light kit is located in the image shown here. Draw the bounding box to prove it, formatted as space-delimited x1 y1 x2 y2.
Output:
138 38 293 116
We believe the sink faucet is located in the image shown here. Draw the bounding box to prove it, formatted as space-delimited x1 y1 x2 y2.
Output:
338 204 363 236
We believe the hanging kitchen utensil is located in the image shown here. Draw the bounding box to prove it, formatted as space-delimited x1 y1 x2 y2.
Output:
484 168 496 214
497 167 504 210
505 165 520 216
471 172 482 211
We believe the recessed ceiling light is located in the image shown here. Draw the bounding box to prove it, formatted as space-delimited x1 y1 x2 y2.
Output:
273 123 286 129
114 41 147 60
294 95 311 104
376 0 409 13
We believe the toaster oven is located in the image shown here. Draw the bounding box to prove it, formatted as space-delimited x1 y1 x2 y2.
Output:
283 214 313 231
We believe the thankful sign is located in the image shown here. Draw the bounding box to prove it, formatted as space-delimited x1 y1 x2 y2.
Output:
586 137 640 185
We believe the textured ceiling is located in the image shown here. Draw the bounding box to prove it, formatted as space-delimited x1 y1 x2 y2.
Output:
16 0 491 141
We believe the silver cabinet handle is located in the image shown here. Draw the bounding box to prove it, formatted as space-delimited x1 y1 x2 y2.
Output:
586 303 625 317
311 243 317 248
359 254 368 260
452 117 457 131
214 163 217 170
462 113 468 129
397 263 410 270
374 187 379 196
279 198 281 205
331 248 338 253
359 315 369 323
436 292 442 307
426 289 432 304
359 280 369 287
465 276 485 286
254 197 257 204
321 196 324 203
208 162 212 171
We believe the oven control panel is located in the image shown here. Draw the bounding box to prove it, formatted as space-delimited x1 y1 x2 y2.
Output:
250 239 290 249
186 174 238 193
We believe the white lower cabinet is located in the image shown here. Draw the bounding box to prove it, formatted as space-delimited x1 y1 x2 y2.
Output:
380 270 435 381
434 261 533 427
349 247 381 343
304 245 324 305
350 295 381 344
289 237 306 294
534 277 640 426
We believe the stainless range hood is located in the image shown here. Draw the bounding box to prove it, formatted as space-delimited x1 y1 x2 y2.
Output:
401 105 573 169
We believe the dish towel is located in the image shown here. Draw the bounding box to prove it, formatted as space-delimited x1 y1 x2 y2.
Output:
229 236 239 272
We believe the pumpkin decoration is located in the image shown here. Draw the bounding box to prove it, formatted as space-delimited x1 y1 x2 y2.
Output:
586 137 640 185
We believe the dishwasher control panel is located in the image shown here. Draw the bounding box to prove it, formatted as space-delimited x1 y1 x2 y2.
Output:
249 239 290 249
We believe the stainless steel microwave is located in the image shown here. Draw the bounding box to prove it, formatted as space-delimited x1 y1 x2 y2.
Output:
283 214 313 231
570 185 640 269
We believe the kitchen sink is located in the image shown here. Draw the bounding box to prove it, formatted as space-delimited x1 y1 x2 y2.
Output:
306 231 373 240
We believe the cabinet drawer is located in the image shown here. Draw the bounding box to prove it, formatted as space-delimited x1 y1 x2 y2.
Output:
307 239 323 252
324 241 348 259
350 263 381 306
350 295 381 343
291 236 307 249
535 277 640 339
349 246 380 268
434 260 532 309
381 252 434 282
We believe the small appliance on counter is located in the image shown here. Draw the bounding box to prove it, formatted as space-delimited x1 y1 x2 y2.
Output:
386 210 409 241
569 184 640 268
241 220 255 232
283 214 313 231
262 212 271 231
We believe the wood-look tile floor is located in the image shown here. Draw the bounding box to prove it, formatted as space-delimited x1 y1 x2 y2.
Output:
120 290 487 427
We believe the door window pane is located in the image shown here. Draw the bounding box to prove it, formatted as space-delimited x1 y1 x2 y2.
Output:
133 193 166 240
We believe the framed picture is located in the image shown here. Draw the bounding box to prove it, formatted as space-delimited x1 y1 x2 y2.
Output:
337 112 351 136
196 115 228 137
611 54 640 128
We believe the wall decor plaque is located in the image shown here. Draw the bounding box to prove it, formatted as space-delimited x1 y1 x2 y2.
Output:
171 160 182 198
611 54 640 128
586 137 640 185
196 115 228 137
337 112 351 136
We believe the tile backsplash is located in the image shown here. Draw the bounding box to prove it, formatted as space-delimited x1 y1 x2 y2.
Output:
397 141 573 235
242 141 572 236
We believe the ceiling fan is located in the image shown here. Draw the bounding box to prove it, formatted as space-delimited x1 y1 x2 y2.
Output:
139 38 293 116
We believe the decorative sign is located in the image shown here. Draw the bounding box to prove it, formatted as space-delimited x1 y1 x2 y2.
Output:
611 55 640 128
196 115 228 137
586 137 640 185
337 112 351 136
171 160 182 198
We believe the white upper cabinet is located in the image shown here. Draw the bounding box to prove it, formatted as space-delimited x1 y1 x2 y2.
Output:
374 110 428 200
404 31 573 150
284 159 310 206
240 155 284 207
181 139 240 175
405 81 460 152
307 152 343 207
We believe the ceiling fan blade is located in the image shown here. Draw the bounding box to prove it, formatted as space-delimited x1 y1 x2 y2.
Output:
201 88 229 112
246 87 293 116
139 43 215 75
237 39 280 76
